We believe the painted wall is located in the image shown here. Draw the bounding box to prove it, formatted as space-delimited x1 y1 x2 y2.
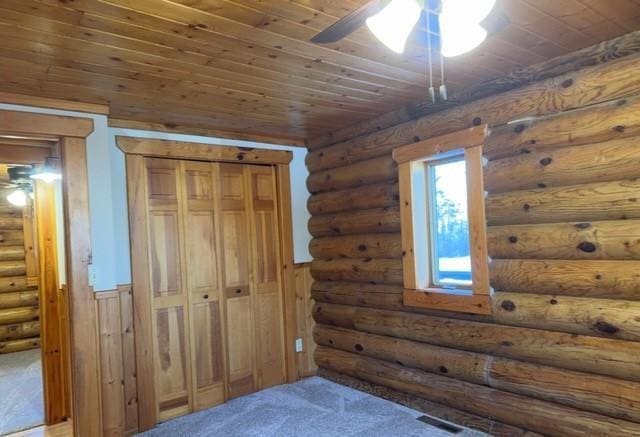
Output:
0 103 312 291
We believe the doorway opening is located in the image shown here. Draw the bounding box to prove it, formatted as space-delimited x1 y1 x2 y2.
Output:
0 138 70 435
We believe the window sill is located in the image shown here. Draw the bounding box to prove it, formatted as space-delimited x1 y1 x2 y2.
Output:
403 289 492 315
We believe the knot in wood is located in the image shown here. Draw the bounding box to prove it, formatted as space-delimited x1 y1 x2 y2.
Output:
508 236 518 244
577 241 597 253
500 300 516 311
574 222 591 229
236 152 245 161
593 321 619 335
354 344 363 352
513 124 526 133
561 78 574 88
472 117 482 126
539 157 552 166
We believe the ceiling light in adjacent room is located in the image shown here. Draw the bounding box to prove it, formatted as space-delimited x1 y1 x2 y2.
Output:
7 189 27 207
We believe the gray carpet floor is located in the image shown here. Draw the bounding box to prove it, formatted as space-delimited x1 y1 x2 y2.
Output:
140 376 484 436
0 349 44 435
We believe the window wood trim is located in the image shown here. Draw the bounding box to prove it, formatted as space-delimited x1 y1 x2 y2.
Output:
393 125 491 315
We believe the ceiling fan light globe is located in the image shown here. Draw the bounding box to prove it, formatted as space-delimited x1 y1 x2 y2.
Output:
7 189 27 207
440 21 487 57
441 0 496 23
366 0 422 54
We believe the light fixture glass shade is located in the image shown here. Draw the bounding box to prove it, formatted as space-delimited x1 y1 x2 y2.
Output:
366 0 422 54
441 0 496 23
7 189 27 207
30 157 62 183
440 21 487 57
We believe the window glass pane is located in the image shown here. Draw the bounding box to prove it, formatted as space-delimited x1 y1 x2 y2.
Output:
429 158 472 287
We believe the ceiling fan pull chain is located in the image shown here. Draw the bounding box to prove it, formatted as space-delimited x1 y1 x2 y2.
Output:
426 2 436 103
435 0 447 101
439 36 448 100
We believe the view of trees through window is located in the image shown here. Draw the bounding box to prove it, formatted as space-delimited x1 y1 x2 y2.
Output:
430 158 472 286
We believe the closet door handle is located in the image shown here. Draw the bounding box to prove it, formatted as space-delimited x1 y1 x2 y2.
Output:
203 294 209 300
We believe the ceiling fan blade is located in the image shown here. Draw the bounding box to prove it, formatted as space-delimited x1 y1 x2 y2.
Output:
310 0 386 44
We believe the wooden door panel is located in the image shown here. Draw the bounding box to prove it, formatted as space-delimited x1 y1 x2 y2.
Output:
191 301 224 409
180 161 225 411
148 212 181 298
144 158 192 421
254 292 285 388
221 211 249 288
154 306 190 420
247 166 286 389
254 210 279 289
225 295 255 398
185 211 217 301
218 163 255 398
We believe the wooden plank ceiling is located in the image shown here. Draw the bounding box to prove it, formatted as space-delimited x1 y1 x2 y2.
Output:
0 0 638 145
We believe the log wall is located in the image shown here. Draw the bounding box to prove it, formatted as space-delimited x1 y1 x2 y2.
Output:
0 192 39 354
307 48 640 436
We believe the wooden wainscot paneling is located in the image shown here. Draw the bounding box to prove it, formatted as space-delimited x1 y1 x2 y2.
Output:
294 263 315 377
95 285 138 437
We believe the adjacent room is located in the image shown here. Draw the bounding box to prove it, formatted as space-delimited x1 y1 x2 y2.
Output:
0 1 639 436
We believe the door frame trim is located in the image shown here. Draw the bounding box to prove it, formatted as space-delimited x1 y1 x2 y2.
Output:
0 109 99 437
118 136 298 431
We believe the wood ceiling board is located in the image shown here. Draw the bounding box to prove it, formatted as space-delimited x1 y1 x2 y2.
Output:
0 0 637 142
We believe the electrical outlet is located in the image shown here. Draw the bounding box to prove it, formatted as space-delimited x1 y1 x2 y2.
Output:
295 338 303 352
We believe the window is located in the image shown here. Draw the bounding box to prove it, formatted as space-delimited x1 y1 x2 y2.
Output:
428 157 472 288
393 125 491 314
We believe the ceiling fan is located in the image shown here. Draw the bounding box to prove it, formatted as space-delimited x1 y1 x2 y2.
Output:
311 0 508 57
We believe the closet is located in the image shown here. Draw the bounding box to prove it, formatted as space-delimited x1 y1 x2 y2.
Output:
139 157 286 421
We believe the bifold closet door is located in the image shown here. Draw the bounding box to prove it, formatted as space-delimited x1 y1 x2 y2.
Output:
218 164 286 398
218 163 255 398
144 158 192 421
246 165 286 389
143 158 226 420
180 161 225 411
